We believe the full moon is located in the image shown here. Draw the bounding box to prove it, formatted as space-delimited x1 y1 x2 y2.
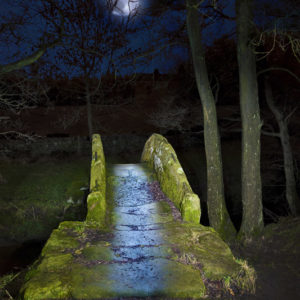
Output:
112 0 140 16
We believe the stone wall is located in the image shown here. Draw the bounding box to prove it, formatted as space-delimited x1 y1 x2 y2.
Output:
86 134 106 224
0 134 203 159
0 134 151 159
141 133 201 223
0 136 90 158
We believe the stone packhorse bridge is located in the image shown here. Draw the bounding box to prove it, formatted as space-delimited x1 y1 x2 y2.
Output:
20 134 254 299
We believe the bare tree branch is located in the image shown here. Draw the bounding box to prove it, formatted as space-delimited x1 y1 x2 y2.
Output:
257 67 300 82
261 130 280 137
0 41 59 74
0 4 65 74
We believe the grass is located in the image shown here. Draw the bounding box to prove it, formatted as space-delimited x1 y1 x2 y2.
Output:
234 257 257 294
0 272 20 299
0 157 90 243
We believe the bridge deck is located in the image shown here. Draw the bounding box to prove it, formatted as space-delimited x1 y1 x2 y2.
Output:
101 163 204 297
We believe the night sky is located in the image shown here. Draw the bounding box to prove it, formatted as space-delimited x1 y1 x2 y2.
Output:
0 0 237 75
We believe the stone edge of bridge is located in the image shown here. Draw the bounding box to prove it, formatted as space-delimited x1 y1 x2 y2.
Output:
141 133 201 224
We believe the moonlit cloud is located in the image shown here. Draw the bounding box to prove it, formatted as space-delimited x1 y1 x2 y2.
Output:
112 0 140 17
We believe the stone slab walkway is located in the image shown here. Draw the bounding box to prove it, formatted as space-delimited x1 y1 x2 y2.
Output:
102 164 205 298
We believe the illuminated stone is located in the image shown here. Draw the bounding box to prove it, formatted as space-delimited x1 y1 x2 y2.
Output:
141 133 201 223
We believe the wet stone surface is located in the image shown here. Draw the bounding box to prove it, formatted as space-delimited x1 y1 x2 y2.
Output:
106 164 204 297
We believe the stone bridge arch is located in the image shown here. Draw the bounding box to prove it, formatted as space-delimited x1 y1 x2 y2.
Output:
20 133 255 299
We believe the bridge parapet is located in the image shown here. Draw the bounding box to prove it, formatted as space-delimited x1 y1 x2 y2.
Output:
86 134 106 224
141 133 201 223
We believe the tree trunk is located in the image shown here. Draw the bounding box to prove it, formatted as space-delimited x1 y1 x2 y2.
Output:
85 82 93 139
186 0 236 241
236 0 264 238
264 77 300 216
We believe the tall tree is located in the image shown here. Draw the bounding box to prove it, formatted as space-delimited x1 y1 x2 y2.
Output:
263 75 300 216
256 0 300 216
236 0 264 238
186 0 236 241
42 0 139 138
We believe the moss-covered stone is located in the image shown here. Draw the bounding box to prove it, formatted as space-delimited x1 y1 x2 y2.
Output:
41 228 79 256
181 193 201 223
87 134 106 224
157 200 172 214
21 253 73 299
158 259 206 298
86 191 106 224
21 272 71 300
164 223 242 281
82 244 112 261
141 133 201 223
90 134 105 193
70 263 114 298
70 258 206 299
58 220 84 230
21 221 253 299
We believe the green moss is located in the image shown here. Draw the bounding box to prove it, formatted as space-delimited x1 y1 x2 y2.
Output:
155 212 175 223
21 253 73 300
86 191 106 224
90 160 105 193
22 272 71 300
70 263 114 298
157 200 172 214
141 134 201 224
156 259 206 299
181 193 201 223
106 175 120 187
164 223 244 282
105 174 119 218
58 220 84 230
90 134 105 193
82 244 112 261
41 228 80 256
39 253 73 272
87 134 107 225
